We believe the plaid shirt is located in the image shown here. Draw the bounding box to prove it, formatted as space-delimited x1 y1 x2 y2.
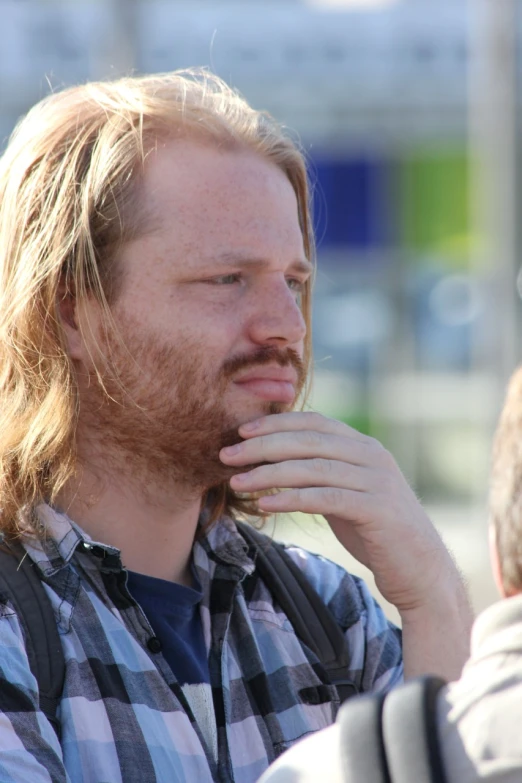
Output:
0 505 403 783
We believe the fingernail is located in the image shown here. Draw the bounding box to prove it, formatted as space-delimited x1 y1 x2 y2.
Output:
258 495 277 508
241 419 261 433
232 472 250 484
222 443 242 456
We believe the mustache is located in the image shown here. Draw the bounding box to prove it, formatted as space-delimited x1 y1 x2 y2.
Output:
221 346 306 388
215 347 306 481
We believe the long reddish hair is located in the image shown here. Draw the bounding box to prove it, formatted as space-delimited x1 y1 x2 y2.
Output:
0 69 315 537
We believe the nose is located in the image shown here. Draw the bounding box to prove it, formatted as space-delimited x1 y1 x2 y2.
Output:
247 275 307 348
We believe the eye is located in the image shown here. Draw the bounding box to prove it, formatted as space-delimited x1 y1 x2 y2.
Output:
209 273 241 285
287 277 306 293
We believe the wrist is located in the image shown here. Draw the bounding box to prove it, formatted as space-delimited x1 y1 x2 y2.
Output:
400 572 474 681
400 564 473 626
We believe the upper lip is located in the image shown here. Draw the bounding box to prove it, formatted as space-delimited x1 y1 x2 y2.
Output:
234 365 298 385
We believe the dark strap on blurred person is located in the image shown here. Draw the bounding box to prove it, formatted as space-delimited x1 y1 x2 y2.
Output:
337 675 448 783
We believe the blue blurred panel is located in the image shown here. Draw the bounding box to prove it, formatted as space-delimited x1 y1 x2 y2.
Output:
411 269 473 370
311 156 390 251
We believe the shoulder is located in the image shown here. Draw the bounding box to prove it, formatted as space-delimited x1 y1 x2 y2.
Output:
271 539 403 691
437 662 522 782
280 541 397 636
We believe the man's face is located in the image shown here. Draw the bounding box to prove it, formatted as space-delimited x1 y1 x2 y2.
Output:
76 139 310 490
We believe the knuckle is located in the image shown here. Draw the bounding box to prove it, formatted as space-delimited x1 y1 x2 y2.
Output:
255 434 268 452
379 447 397 470
364 435 381 451
339 420 352 436
292 487 306 506
325 486 344 508
311 457 331 476
366 437 394 466
258 463 276 481
304 411 325 428
298 429 322 449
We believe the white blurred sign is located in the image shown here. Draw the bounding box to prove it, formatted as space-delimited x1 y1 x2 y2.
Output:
0 0 470 105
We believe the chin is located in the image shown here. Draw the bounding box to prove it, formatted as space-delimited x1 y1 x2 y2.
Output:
234 400 290 427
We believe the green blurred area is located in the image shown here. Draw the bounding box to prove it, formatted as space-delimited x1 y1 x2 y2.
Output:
338 412 389 443
399 148 471 267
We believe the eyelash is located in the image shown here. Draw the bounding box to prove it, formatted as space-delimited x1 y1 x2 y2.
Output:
209 274 306 293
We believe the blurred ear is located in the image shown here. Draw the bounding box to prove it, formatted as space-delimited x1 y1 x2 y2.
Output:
489 522 515 599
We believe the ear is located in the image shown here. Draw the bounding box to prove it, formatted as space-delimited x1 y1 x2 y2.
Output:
57 281 85 362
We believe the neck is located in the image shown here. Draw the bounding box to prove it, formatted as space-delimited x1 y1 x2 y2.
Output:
57 460 203 585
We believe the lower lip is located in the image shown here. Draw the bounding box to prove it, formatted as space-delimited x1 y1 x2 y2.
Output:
234 379 296 403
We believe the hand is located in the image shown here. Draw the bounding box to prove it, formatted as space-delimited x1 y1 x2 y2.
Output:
220 411 456 615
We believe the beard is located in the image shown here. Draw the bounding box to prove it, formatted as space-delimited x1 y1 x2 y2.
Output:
78 315 306 494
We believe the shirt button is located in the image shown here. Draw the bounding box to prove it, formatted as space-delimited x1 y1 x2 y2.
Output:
147 636 162 654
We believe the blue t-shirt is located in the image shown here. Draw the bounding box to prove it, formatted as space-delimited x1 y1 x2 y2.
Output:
126 569 217 760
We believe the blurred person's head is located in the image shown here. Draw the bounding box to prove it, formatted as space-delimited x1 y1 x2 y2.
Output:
490 366 522 597
0 69 314 538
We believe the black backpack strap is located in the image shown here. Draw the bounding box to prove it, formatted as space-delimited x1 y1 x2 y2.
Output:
0 540 65 737
337 675 448 783
237 522 358 704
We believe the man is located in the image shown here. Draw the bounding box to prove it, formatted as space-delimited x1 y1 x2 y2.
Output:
0 69 471 782
261 366 522 783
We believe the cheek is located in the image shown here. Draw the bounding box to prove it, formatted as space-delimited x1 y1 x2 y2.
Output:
117 290 248 375
189 308 245 356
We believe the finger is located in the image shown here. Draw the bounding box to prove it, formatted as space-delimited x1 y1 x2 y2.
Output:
239 411 369 443
220 430 376 468
256 486 370 521
230 459 370 493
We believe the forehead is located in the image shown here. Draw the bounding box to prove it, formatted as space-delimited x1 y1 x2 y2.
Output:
137 139 306 263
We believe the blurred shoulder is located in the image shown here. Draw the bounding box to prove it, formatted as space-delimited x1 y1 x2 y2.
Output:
258 723 344 783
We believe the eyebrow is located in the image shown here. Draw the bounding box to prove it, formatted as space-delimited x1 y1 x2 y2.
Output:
211 251 314 276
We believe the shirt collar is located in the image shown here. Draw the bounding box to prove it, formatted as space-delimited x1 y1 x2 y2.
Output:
22 503 256 580
196 514 255 576
470 592 522 661
21 504 120 578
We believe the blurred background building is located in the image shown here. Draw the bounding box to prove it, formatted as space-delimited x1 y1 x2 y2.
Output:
2 0 521 618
